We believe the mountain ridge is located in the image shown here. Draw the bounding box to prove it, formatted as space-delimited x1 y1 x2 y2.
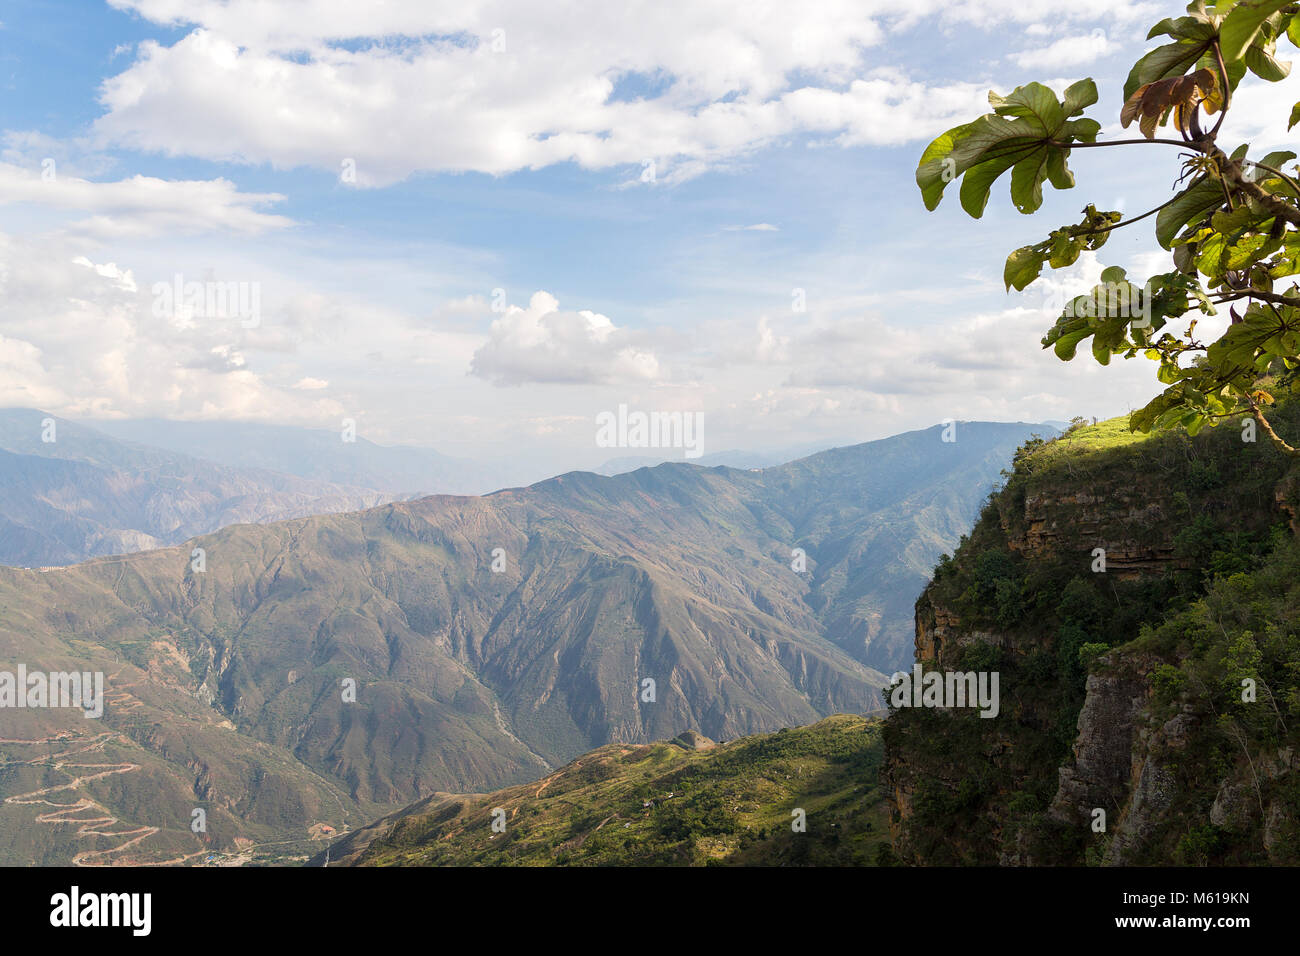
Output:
0 408 404 567
0 418 1049 864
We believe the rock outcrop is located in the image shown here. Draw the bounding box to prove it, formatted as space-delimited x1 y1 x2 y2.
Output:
883 411 1300 866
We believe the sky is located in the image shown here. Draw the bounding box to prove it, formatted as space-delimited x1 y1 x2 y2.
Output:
2 0 1300 474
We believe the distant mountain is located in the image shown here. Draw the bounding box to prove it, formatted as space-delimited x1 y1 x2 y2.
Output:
86 417 539 495
593 442 833 476
0 418 1051 864
314 714 888 867
0 409 401 567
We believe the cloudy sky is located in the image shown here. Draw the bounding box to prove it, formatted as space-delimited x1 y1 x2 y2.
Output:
3 0 1299 473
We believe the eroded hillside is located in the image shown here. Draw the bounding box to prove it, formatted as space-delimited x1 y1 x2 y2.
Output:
0 421 1038 864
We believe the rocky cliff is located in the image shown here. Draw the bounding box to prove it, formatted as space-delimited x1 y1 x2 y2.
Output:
883 409 1300 865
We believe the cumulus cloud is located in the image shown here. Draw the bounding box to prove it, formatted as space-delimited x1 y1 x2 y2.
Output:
1010 30 1112 70
470 291 661 386
90 0 1153 185
0 233 336 420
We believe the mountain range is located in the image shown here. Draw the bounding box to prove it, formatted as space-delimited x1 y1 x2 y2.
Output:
0 410 856 567
0 417 1049 864
85 416 538 497
0 409 405 567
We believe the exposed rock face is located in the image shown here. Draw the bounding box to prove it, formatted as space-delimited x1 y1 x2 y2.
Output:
1007 491 1180 578
1044 665 1201 865
1036 650 1298 866
883 413 1300 866
915 600 1012 664
671 730 716 751
1048 662 1152 832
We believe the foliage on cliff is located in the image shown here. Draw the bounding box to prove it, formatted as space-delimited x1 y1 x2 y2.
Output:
885 399 1300 865
1121 530 1300 863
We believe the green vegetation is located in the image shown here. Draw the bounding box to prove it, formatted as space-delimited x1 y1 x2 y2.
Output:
336 715 888 867
887 398 1300 865
931 403 1299 642
1127 529 1300 864
919 0 1300 457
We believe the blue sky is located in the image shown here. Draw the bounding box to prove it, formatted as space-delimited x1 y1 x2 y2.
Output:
2 0 1298 472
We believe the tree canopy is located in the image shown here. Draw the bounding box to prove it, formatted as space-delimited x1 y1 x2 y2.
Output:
918 0 1300 456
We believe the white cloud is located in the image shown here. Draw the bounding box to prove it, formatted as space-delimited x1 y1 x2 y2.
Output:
0 161 293 238
91 0 1151 185
0 233 336 420
1209 68 1300 154
1011 30 1111 70
470 291 661 386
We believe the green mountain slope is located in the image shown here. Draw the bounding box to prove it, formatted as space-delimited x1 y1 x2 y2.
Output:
884 404 1300 865
316 714 887 867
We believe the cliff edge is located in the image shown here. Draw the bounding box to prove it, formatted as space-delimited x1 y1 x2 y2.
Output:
883 408 1300 865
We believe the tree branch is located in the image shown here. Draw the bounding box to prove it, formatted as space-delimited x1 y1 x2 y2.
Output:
1211 145 1300 229
1209 40 1230 140
1212 288 1300 307
1242 388 1300 458
1050 137 1198 150
1243 160 1300 203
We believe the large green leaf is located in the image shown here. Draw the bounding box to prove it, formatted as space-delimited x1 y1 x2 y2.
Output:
1010 149 1054 213
1244 38 1292 80
1005 246 1047 291
1156 175 1225 248
1259 149 1298 170
989 82 1067 129
916 126 967 210
1220 0 1292 63
959 151 1018 218
1061 78 1099 117
916 83 1097 217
